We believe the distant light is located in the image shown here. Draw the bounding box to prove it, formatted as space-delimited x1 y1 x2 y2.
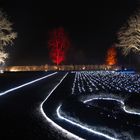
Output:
9 67 19 72
0 70 4 74
82 66 85 70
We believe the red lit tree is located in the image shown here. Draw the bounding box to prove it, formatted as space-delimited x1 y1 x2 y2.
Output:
48 27 70 65
106 46 117 65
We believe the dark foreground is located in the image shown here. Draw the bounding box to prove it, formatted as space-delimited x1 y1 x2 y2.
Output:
0 71 140 140
0 71 67 140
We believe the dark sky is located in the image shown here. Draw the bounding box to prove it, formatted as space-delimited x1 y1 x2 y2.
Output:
0 0 139 66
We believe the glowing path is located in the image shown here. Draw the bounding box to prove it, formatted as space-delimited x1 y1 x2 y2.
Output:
0 72 57 96
40 73 84 140
57 105 118 140
123 105 140 115
83 97 124 105
72 71 140 116
39 71 140 139
84 97 140 116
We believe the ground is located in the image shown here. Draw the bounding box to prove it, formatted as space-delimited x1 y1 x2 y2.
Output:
0 71 140 140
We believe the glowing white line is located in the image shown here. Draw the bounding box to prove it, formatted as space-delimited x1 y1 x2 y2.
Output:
57 105 118 140
84 97 124 105
123 106 140 115
0 72 57 96
39 72 140 139
40 73 84 140
84 97 140 116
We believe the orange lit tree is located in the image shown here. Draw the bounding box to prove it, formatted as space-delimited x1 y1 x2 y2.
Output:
106 47 117 65
48 27 70 65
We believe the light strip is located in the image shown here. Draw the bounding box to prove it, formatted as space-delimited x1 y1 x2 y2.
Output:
84 97 124 105
39 73 84 140
123 106 140 115
57 105 118 140
84 97 140 116
0 72 57 96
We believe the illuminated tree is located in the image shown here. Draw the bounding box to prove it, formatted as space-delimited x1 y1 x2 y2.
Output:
106 46 117 65
0 10 17 64
0 50 8 64
117 10 140 55
48 27 70 65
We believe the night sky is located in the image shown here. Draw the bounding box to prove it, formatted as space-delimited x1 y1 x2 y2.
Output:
0 0 139 66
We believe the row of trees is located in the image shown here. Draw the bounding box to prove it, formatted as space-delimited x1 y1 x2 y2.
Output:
38 8 140 65
107 9 140 66
50 11 140 66
0 9 70 66
0 8 140 66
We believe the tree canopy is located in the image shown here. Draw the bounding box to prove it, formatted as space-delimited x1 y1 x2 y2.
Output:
0 10 17 65
117 10 140 55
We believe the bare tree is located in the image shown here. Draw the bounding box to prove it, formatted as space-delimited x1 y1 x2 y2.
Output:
0 10 17 64
117 10 140 55
0 50 8 64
